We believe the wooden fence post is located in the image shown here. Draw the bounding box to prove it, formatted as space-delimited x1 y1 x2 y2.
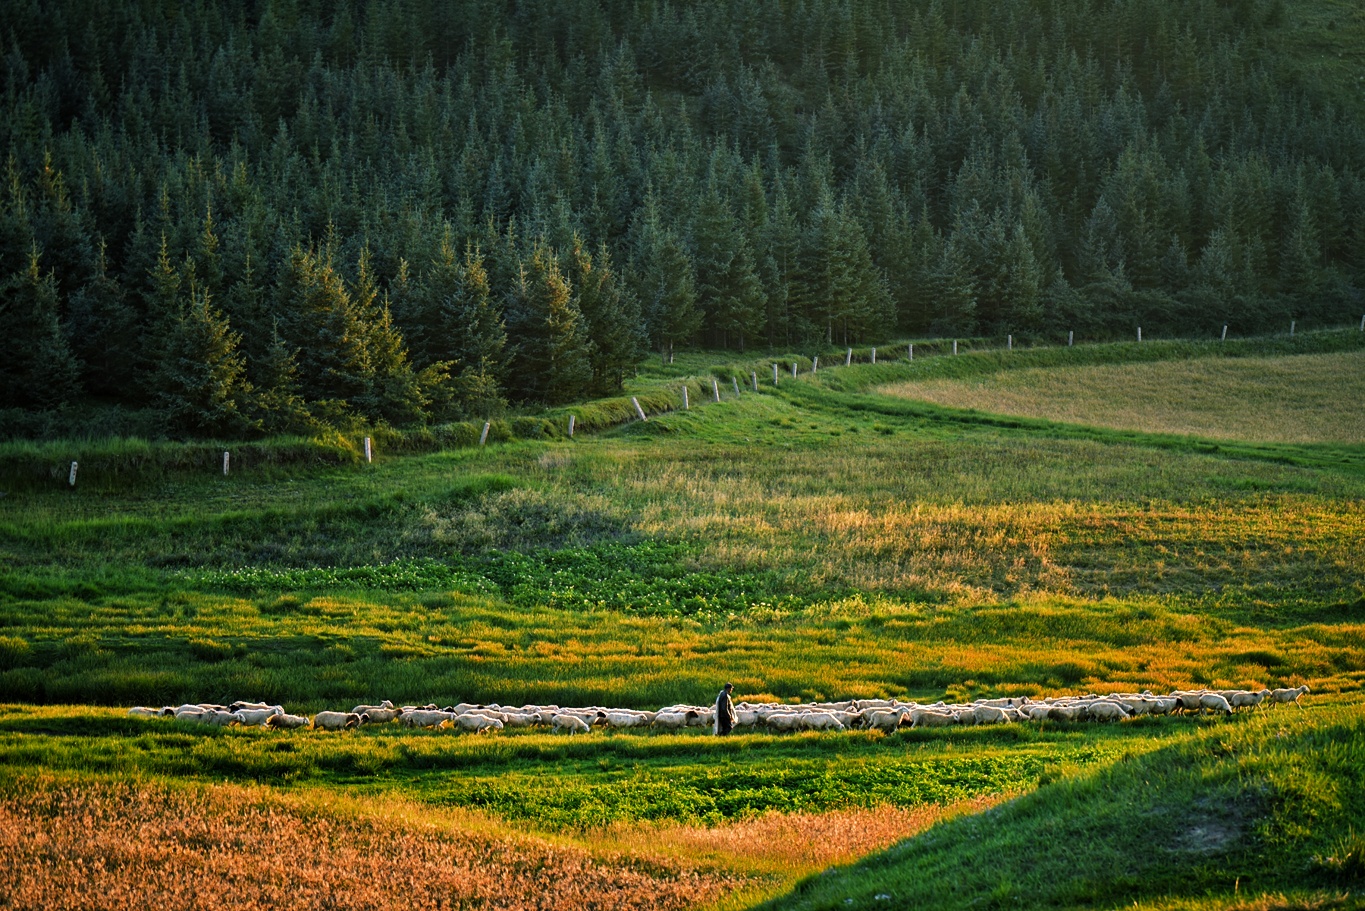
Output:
773 363 779 385
1008 334 1013 350
712 377 721 403
871 347 876 364
846 347 853 366
812 356 819 373
68 461 78 487
751 371 758 392
953 339 958 355
1290 320 1296 337
222 451 230 476
733 377 740 396
568 415 575 437
1068 330 1074 347
908 343 913 361
364 436 372 463
632 397 648 421
480 422 491 445
1137 327 1142 343
682 386 689 410
1221 325 1228 342
791 362 797 378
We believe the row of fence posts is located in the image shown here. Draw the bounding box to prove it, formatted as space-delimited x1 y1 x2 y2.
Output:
57 317 1365 485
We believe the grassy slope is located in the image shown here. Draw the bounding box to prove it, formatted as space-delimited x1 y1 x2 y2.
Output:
879 350 1365 444
1 331 1364 909
759 704 1365 911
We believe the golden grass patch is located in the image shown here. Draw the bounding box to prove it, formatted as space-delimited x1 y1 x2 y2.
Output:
0 772 750 911
879 351 1365 444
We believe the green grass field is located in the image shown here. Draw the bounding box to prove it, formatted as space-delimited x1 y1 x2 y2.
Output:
1 330 1363 909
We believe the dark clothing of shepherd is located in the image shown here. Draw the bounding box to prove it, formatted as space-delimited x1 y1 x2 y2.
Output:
715 688 737 735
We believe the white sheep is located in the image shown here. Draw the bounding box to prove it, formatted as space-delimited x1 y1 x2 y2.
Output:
798 712 846 732
1197 693 1233 716
551 714 591 735
127 707 161 719
1229 690 1271 711
653 710 701 730
312 711 364 731
1084 701 1130 722
351 701 401 723
264 712 310 729
455 713 504 733
1271 684 1310 707
910 709 958 728
199 709 243 727
399 709 451 730
234 707 283 726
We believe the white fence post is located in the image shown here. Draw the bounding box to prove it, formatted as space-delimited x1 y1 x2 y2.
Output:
1360 314 1364 331
773 363 780 384
68 461 78 487
712 377 721 403
752 371 758 392
908 343 913 361
953 339 958 355
1008 334 1013 350
364 436 372 463
812 356 819 373
1068 330 1074 347
1290 320 1296 336
222 451 230 476
568 415 576 437
480 422 491 445
1137 327 1142 343
871 347 876 364
682 386 689 410
632 397 648 421
791 362 797 378
846 347 853 366
1221 325 1228 342
733 377 740 396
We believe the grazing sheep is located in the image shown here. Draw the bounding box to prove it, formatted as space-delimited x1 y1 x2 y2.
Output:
909 709 958 728
234 707 283 726
1229 690 1271 711
551 714 591 735
601 711 651 728
1084 701 1130 722
264 712 310 729
971 705 1012 725
1197 693 1234 716
798 712 846 732
1271 684 1310 707
455 713 504 733
312 711 364 731
865 709 912 733
351 701 401 723
499 711 541 728
127 707 161 719
199 710 243 727
230 701 284 714
653 710 700 730
399 710 451 730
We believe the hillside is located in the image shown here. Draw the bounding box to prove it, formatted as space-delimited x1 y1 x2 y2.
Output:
4 0 1365 440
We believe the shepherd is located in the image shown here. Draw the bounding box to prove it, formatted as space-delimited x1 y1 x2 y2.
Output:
715 682 737 736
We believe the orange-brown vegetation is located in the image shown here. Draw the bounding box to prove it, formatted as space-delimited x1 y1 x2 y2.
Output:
618 795 1011 875
0 773 750 911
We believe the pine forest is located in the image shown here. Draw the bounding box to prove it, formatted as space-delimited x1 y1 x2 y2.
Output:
3 0 1364 438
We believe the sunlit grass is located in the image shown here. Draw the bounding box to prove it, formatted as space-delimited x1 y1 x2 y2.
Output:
880 350 1365 444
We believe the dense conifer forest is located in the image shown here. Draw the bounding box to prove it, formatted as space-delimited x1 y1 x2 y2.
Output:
2 0 1363 437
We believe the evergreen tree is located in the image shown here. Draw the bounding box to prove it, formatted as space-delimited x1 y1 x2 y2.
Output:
153 283 255 437
565 238 642 394
0 247 81 408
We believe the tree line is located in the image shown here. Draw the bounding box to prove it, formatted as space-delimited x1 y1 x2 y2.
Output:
2 0 1363 437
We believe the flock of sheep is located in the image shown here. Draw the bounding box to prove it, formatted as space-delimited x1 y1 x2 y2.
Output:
128 685 1311 734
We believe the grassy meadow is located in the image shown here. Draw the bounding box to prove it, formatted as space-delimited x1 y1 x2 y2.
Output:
1 330 1363 909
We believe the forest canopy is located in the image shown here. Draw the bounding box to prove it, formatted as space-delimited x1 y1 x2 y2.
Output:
2 0 1363 437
